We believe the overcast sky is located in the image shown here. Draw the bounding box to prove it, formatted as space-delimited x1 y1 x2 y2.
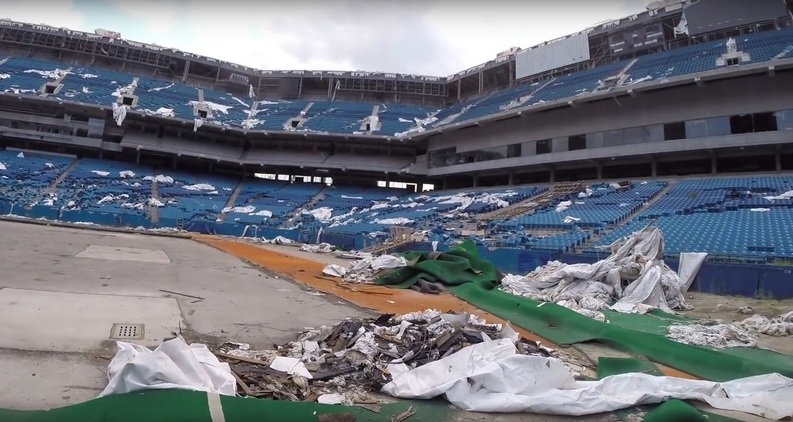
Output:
3 0 650 76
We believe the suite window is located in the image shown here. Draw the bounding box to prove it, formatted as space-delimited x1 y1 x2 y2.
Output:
731 112 778 134
568 134 586 151
623 125 663 143
586 132 604 149
603 129 624 147
536 139 551 155
507 143 522 158
685 119 708 139
776 110 793 131
706 117 731 136
476 146 507 162
753 112 778 132
429 147 455 168
664 121 685 140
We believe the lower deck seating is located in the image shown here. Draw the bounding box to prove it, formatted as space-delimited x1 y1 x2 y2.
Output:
3 152 793 260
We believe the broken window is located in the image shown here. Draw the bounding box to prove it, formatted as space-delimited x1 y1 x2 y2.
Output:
568 134 586 151
536 139 551 155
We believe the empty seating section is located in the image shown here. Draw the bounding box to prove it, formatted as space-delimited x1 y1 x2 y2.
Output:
312 186 405 218
157 171 236 223
593 176 793 258
3 27 793 133
377 104 433 136
0 57 62 94
224 180 323 225
529 230 590 252
254 101 310 131
735 27 793 62
501 181 666 230
55 159 153 225
0 150 73 205
4 152 793 260
60 66 136 105
301 102 372 133
135 78 197 120
317 187 544 235
200 89 252 126
224 180 285 224
531 61 627 102
432 84 538 126
627 28 793 82
625 40 725 82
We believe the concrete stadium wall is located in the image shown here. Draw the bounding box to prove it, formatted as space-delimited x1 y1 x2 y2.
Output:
426 71 793 176
2 200 790 299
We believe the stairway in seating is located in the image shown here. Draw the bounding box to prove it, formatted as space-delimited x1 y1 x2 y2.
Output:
479 181 586 223
27 158 80 208
46 159 80 194
216 179 244 222
282 188 327 227
149 177 160 224
574 180 678 253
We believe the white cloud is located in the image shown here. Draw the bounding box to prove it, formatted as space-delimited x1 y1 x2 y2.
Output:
5 0 653 76
1 0 84 30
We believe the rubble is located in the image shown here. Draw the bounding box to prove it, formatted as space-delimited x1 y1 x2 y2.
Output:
667 311 793 348
215 310 564 404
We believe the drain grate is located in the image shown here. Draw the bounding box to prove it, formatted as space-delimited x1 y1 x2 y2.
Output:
109 323 145 340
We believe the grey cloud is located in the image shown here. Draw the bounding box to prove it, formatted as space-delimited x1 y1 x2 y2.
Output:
263 1 462 75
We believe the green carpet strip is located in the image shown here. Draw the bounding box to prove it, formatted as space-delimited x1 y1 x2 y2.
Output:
376 240 793 381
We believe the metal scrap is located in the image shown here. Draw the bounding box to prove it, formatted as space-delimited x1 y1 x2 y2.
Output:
215 310 555 405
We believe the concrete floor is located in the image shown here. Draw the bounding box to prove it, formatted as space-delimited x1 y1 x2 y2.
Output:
0 220 369 410
0 221 765 421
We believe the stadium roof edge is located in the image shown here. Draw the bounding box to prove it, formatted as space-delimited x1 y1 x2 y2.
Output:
411 58 793 140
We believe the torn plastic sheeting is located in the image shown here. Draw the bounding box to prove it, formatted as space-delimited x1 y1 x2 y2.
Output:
382 338 793 419
100 337 236 397
502 226 706 316
270 356 313 379
300 243 334 253
322 254 408 283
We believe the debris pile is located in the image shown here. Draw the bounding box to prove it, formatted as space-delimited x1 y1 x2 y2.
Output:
668 310 793 348
300 242 335 253
501 226 708 319
322 254 407 284
217 310 558 404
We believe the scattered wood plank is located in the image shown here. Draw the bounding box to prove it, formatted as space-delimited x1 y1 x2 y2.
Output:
231 369 254 397
214 351 270 366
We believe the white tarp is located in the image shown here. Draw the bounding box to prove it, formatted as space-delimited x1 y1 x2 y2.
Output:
322 254 408 283
382 338 793 419
100 337 236 397
501 226 706 318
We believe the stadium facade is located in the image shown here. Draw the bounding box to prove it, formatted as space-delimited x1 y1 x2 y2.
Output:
0 0 792 190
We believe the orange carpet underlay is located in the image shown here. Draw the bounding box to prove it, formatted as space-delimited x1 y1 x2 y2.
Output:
196 237 695 380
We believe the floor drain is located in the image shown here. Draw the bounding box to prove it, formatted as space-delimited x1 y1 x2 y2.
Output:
109 323 145 340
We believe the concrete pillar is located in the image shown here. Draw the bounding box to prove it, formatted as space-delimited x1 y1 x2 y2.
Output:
711 155 717 174
549 169 556 184
182 60 191 83
776 149 782 171
472 176 479 188
596 162 603 179
508 172 515 186
651 160 658 178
